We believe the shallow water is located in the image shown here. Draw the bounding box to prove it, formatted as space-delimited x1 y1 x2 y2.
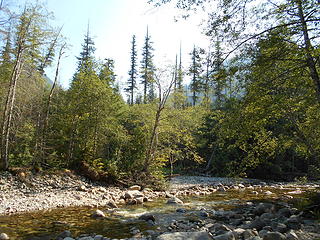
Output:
0 185 311 239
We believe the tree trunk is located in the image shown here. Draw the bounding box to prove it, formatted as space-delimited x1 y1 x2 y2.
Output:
0 48 23 170
296 0 320 102
40 43 65 162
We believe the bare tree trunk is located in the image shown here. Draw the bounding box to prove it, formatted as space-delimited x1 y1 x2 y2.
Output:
144 70 175 173
40 43 66 162
0 48 23 170
296 0 320 102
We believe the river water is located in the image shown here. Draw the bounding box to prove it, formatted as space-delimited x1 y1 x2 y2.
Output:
0 185 311 240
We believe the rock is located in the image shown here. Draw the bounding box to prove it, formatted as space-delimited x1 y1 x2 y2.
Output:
249 237 262 240
260 213 274 220
127 199 137 205
284 216 301 230
248 218 267 231
217 186 226 192
63 238 75 240
138 214 156 222
0 233 9 240
285 230 299 240
176 208 187 213
78 237 94 240
214 231 235 240
93 235 103 240
271 223 287 233
211 223 232 233
106 200 118 209
129 185 141 191
166 197 183 204
57 230 72 239
232 228 245 238
136 197 144 204
277 208 291 218
77 185 86 191
243 229 256 239
199 211 209 218
254 203 275 215
258 230 269 238
124 190 144 199
264 191 273 195
156 231 212 240
262 232 286 240
130 227 140 235
91 209 105 219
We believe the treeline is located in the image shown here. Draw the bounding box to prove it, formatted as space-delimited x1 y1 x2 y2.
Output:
0 0 320 185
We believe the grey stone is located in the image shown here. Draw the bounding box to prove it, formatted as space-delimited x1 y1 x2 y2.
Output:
78 237 94 240
285 230 299 240
260 213 274 220
248 218 267 230
271 223 287 233
90 209 105 219
93 235 104 240
277 208 291 218
254 203 275 215
106 200 118 208
138 214 156 222
0 233 9 240
284 216 301 230
156 231 212 240
166 197 183 204
262 232 286 240
248 237 262 240
243 229 256 239
176 208 187 213
213 231 235 240
57 230 72 239
258 230 269 238
63 238 74 240
209 223 232 233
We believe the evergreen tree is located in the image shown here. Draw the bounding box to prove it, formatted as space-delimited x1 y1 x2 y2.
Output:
188 45 203 106
176 43 183 90
76 25 96 72
140 26 155 103
99 58 116 87
212 36 226 109
125 35 138 105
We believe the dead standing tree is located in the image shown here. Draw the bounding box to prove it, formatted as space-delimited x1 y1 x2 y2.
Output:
144 67 175 174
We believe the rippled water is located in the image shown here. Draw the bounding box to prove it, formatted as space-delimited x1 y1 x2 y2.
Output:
0 186 310 239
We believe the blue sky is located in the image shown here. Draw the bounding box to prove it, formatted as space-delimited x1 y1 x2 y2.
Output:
40 0 209 89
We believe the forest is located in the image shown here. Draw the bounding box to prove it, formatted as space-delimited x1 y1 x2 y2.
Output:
0 0 319 186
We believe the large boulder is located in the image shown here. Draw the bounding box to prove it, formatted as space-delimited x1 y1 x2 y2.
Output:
156 231 212 240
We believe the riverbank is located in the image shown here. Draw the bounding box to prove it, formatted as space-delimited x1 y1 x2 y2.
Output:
0 171 319 215
0 171 320 239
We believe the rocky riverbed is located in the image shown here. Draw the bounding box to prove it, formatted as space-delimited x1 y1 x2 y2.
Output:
0 171 319 240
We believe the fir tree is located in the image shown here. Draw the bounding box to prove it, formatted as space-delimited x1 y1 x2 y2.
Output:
140 26 155 103
125 35 138 105
188 45 203 106
76 24 96 72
